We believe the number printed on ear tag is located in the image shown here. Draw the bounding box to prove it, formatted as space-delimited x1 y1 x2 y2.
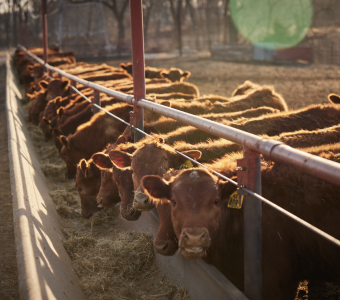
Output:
228 190 244 209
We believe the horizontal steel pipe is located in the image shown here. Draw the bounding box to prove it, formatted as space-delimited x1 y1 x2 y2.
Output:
18 45 340 187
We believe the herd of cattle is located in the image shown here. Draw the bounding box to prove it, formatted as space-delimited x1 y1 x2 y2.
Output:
14 46 340 299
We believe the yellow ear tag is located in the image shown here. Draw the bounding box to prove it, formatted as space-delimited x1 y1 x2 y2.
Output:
179 160 194 170
48 124 52 130
228 190 244 209
84 168 88 178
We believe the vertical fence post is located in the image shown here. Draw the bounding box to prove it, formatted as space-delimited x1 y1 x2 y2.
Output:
92 90 101 114
237 145 262 300
19 9 22 46
129 0 145 142
41 0 48 64
24 12 28 49
69 80 77 94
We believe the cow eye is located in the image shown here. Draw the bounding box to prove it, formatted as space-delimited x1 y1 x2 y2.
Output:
215 199 219 205
171 199 176 206
78 187 82 192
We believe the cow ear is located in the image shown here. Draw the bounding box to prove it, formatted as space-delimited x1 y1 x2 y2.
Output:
108 150 132 169
79 159 89 178
181 150 202 160
142 175 171 200
328 93 340 105
120 63 127 70
115 135 128 145
160 101 171 107
27 65 33 71
55 96 62 105
53 128 63 136
92 153 113 170
60 135 71 149
39 80 48 90
219 176 238 200
62 80 69 90
44 90 48 99
160 71 169 79
182 71 191 80
58 107 64 117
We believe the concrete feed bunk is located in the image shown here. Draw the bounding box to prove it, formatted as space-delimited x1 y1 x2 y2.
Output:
6 54 247 300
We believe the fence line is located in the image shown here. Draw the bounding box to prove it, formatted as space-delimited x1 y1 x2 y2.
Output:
17 45 340 249
19 44 340 187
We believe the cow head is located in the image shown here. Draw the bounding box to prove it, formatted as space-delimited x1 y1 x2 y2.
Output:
41 79 70 101
108 139 201 212
153 200 178 256
32 63 44 79
60 135 80 178
120 62 133 75
142 169 233 259
39 96 62 141
29 90 48 125
160 68 191 82
75 158 102 218
92 147 141 221
91 152 121 210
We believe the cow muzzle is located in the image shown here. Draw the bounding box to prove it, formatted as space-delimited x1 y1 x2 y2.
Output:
133 192 155 211
154 239 178 256
179 227 211 259
120 206 142 221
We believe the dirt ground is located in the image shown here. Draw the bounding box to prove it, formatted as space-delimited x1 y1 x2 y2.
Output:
0 64 19 299
101 54 340 111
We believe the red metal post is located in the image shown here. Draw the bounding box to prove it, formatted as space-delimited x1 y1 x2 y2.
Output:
92 90 101 114
41 0 48 64
24 12 28 49
237 146 262 300
69 80 77 94
129 0 145 142
19 10 22 45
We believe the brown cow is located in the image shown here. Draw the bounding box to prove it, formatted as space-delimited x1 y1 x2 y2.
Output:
76 133 136 219
92 149 178 255
142 154 340 299
160 68 191 82
39 78 70 101
231 80 262 97
59 103 132 177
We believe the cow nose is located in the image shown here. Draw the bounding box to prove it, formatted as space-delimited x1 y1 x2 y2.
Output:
181 228 210 247
97 196 103 204
121 207 142 221
154 240 178 256
133 193 155 211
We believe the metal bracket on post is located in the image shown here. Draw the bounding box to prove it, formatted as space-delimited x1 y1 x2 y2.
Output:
92 90 101 114
129 110 137 135
237 146 262 300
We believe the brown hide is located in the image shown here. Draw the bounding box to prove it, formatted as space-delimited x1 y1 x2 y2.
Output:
231 80 262 97
142 159 340 299
60 103 132 178
75 159 102 218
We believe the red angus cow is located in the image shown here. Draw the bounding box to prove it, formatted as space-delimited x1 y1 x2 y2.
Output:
59 103 132 178
142 153 340 299
76 132 134 219
92 150 178 255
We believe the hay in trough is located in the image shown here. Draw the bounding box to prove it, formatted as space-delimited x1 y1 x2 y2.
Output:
63 231 190 300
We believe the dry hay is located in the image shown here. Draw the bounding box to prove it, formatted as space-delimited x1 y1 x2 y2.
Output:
63 231 189 300
23 103 190 300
